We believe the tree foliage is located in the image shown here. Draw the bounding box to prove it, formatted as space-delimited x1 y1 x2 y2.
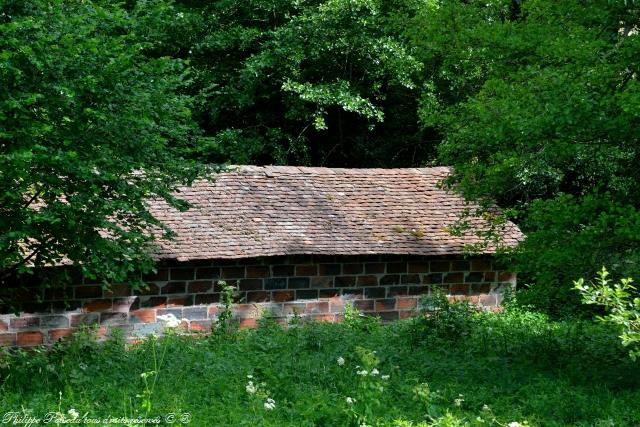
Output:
411 0 640 314
0 0 206 286
136 0 432 166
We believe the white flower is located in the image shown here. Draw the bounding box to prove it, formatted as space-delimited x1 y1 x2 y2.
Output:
67 409 79 419
157 314 181 328
346 397 356 405
482 404 490 412
247 374 253 379
370 368 379 376
177 12 184 18
381 375 390 380
356 370 368 376
337 356 345 366
264 398 276 410
245 381 257 394
508 423 521 427
454 398 464 407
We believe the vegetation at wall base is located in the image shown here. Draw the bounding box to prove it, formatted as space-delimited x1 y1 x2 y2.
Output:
1 303 638 426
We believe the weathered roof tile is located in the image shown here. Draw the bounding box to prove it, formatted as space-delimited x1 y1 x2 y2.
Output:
147 166 523 260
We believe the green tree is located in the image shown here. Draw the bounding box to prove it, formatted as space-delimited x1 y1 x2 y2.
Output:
137 0 432 166
412 0 640 314
0 0 207 288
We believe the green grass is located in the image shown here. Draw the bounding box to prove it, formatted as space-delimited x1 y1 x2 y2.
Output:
1 304 639 427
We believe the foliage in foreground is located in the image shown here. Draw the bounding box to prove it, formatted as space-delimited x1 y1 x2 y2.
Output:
575 267 640 360
0 304 638 426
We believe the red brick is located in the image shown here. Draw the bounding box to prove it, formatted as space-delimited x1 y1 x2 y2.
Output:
0 333 16 346
305 302 329 314
104 284 132 297
375 299 396 311
134 283 160 296
318 264 341 275
450 284 469 295
378 311 399 321
430 261 450 272
319 288 341 298
142 268 169 281
221 266 245 279
83 299 113 312
188 281 213 293
112 297 139 312
10 317 40 329
170 268 195 280
353 300 374 311
310 276 334 288
196 267 220 280
329 298 346 313
484 271 496 282
273 265 294 276
17 331 43 346
49 328 74 342
365 263 385 274
295 264 318 276
247 291 270 303
160 282 186 294
130 309 156 323
166 296 193 307
75 285 102 299
70 313 99 327
0 320 7 331
387 262 407 273
408 262 428 273
343 263 363 274
234 304 260 318
397 297 417 310
451 260 471 271
444 272 464 283
239 279 263 291
190 320 212 332
498 272 516 282
272 291 294 302
283 302 306 316
471 259 492 271
399 311 415 319
357 275 378 286
311 314 335 322
246 266 270 278
479 294 495 306
239 318 257 329
195 294 219 305
207 306 219 318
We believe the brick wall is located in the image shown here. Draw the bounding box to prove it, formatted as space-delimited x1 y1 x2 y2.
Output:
0 255 515 347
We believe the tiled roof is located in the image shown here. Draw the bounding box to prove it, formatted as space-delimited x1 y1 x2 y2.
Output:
148 166 523 260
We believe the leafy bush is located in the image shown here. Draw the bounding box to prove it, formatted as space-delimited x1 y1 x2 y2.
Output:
574 267 640 360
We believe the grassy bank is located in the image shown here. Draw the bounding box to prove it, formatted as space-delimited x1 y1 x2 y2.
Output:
1 303 638 426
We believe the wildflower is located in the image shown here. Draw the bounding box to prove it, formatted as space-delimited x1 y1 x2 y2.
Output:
370 368 379 376
508 423 521 427
482 404 490 412
247 374 253 379
454 397 464 407
381 375 390 380
157 314 181 328
68 409 79 419
245 381 257 394
337 356 345 366
264 398 276 410
346 397 356 405
356 369 368 376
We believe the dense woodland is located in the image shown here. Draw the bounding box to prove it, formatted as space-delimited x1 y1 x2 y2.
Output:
1 0 639 315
